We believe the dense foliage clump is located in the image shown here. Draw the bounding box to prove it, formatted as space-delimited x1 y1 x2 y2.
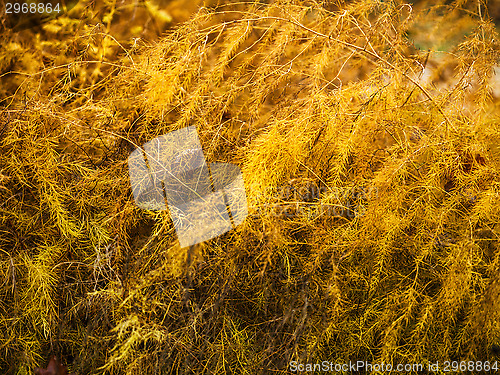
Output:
1 0 500 373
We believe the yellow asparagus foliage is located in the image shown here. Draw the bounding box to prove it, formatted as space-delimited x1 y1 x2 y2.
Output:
0 0 499 373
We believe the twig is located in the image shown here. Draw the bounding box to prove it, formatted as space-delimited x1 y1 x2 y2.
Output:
216 15 456 133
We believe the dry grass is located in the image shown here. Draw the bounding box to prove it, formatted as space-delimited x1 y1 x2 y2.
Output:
1 0 500 373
